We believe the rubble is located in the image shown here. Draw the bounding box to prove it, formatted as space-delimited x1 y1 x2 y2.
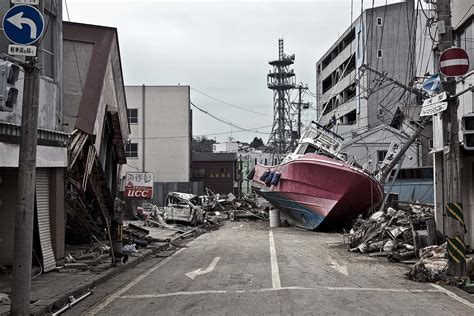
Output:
348 204 436 262
407 243 448 283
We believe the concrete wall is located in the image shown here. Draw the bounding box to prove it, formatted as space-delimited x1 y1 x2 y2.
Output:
122 86 191 182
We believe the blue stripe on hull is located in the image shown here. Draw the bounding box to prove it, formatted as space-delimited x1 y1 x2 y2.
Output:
257 189 325 230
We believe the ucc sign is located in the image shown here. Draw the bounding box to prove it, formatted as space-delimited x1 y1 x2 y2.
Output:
124 172 154 199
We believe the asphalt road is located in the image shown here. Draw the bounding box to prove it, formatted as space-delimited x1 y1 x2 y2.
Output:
67 221 474 315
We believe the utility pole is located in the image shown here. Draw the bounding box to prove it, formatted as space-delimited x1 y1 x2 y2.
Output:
292 83 310 139
10 2 44 314
436 0 465 276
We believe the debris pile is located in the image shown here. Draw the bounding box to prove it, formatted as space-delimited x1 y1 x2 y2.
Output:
204 192 269 221
348 205 436 262
59 241 112 271
407 243 448 282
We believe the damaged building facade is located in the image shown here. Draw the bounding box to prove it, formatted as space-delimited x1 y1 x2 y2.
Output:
63 22 129 243
315 1 433 171
0 0 67 270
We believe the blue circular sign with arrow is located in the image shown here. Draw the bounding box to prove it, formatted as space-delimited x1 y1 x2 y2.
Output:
2 5 44 45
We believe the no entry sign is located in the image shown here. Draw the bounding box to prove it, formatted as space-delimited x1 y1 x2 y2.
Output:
439 47 469 77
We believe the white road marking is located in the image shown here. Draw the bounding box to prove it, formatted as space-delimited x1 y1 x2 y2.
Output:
431 284 474 309
120 285 446 299
85 237 200 315
185 256 221 280
328 256 348 276
269 230 281 289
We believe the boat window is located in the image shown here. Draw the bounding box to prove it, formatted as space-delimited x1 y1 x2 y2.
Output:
304 145 318 154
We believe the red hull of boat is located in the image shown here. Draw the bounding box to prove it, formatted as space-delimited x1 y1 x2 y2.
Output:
252 153 383 229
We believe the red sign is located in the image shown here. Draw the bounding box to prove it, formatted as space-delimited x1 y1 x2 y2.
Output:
124 172 153 199
124 188 153 199
439 48 470 77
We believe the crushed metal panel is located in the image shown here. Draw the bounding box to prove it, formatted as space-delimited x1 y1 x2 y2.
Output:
36 169 57 272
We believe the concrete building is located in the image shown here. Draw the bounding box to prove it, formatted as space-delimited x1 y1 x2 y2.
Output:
192 152 237 195
63 22 129 242
315 1 433 169
121 86 194 205
0 0 66 268
433 2 474 248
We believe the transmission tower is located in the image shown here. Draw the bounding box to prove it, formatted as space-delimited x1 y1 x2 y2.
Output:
267 39 296 161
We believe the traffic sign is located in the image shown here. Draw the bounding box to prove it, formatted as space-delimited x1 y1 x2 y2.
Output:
11 0 39 5
420 101 448 117
2 5 44 45
8 44 37 57
422 92 448 107
439 47 470 77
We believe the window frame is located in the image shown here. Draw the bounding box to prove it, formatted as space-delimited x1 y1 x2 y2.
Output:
127 108 138 124
125 143 138 158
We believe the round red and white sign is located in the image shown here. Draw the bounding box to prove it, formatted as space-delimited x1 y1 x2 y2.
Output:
439 47 470 77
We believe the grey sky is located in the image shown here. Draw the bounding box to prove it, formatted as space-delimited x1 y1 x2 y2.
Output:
65 0 404 143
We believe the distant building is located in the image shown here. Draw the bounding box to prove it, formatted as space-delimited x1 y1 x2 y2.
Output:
0 0 66 267
315 1 433 169
192 152 237 195
122 85 191 182
213 141 239 153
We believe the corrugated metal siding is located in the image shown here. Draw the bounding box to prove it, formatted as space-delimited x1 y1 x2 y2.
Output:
36 169 56 272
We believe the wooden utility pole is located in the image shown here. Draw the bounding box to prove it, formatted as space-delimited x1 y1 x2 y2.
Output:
10 2 44 314
436 0 466 276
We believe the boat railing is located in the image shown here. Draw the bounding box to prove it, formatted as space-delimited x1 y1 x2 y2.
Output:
302 121 344 155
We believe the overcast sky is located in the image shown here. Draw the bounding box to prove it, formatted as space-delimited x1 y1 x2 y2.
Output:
64 0 404 143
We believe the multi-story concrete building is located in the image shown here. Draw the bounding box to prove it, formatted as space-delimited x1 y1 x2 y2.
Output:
315 1 433 170
433 2 474 248
121 86 194 206
122 85 191 181
0 0 66 268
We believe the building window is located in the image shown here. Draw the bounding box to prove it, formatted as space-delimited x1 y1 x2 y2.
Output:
377 17 383 26
357 30 361 56
42 10 55 79
125 143 138 158
193 168 206 178
377 150 387 164
377 49 383 58
127 109 138 124
428 138 433 150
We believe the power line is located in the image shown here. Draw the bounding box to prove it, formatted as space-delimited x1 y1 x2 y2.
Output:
190 101 270 135
191 87 271 117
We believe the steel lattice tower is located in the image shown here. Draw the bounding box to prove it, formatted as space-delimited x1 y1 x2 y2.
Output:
267 39 296 161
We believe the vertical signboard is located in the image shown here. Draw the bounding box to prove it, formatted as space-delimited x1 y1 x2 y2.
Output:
124 172 154 199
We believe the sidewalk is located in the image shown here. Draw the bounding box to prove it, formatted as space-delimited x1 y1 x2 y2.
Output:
0 221 194 315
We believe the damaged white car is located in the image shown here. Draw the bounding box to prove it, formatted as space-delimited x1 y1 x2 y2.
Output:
164 192 205 225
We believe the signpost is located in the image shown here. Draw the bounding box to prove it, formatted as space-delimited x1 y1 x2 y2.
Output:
2 4 44 57
124 172 154 199
439 47 470 77
420 92 449 116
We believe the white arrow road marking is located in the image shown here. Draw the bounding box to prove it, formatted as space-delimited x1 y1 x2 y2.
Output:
185 256 221 280
328 256 348 276
7 12 38 39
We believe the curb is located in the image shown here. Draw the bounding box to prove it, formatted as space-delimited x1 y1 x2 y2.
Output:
29 243 170 316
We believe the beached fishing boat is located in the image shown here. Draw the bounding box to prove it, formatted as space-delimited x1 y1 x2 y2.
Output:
251 122 383 230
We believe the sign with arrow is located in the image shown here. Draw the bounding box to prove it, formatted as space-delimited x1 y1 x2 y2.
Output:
185 257 220 280
2 5 44 46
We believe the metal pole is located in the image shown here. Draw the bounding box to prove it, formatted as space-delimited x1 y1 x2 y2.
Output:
436 0 465 276
11 2 44 313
